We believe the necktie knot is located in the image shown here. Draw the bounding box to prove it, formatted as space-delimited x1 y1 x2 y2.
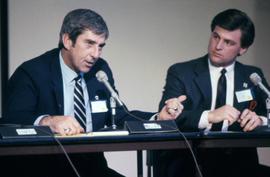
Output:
75 74 82 82
221 68 227 75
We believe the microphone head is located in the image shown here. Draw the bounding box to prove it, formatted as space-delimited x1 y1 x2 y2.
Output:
250 72 262 86
96 70 108 82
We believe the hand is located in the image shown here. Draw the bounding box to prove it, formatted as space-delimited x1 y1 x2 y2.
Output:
39 115 84 136
158 95 187 120
238 109 262 132
208 105 240 125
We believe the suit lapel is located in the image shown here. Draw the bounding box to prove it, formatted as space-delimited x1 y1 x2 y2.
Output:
230 62 250 131
84 70 96 100
233 62 250 111
84 67 108 131
194 56 212 109
50 52 64 115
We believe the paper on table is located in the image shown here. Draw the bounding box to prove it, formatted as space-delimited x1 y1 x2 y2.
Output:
55 130 129 138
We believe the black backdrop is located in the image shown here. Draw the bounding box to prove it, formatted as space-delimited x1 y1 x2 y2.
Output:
0 0 9 117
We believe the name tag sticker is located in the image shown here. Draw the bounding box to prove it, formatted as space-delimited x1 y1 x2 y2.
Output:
143 123 162 130
91 100 108 113
235 89 253 103
16 128 37 135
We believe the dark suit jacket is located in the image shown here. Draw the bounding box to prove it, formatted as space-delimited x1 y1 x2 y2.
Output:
159 55 269 131
153 55 270 177
2 48 154 177
3 48 152 129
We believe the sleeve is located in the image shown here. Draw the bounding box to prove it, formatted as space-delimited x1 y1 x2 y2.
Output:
158 65 206 131
2 65 39 125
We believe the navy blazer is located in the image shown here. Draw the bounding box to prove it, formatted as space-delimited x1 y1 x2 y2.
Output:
159 55 270 131
3 48 153 130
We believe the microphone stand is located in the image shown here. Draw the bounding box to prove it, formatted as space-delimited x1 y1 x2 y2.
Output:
266 98 270 128
97 97 121 132
110 97 117 130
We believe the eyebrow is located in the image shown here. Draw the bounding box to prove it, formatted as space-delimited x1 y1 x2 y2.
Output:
85 39 96 45
213 31 236 44
85 39 106 47
212 31 220 36
99 43 106 48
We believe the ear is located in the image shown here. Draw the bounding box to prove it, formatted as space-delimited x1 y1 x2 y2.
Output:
62 33 73 50
238 47 248 56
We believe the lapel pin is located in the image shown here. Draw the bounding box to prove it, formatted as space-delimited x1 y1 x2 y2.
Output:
243 82 248 88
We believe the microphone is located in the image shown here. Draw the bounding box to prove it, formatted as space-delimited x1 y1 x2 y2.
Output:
250 73 270 98
250 73 270 128
96 70 124 106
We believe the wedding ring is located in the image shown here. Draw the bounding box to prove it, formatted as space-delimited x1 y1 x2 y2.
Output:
169 107 178 111
64 128 71 132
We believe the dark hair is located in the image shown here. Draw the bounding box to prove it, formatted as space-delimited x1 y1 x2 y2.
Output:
58 9 109 49
211 9 255 48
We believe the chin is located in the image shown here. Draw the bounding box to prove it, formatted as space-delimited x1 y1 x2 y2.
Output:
210 58 222 67
80 67 91 73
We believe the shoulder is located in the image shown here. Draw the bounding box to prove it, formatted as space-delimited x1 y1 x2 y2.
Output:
168 55 207 75
85 58 115 82
10 48 60 82
19 48 59 71
92 58 111 71
88 58 112 76
235 61 263 76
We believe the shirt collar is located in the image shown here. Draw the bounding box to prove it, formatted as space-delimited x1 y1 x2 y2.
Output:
59 51 78 84
208 59 235 75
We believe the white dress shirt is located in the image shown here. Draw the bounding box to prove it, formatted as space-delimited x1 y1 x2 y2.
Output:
198 59 235 132
198 59 267 131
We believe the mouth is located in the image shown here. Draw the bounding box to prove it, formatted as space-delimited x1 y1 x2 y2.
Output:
85 60 95 68
212 51 223 58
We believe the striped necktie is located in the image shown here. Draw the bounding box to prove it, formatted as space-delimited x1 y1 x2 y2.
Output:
74 74 86 130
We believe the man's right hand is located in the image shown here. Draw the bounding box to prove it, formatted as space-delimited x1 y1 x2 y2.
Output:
208 105 240 125
39 115 84 136
158 95 187 120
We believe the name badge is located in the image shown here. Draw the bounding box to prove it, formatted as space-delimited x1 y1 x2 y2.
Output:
235 89 253 103
143 123 162 130
91 100 108 113
16 128 37 135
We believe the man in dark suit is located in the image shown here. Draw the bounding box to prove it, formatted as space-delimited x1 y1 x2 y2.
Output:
2 8 184 177
153 9 270 177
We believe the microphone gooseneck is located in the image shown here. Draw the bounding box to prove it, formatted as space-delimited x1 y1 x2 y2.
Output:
250 72 270 128
96 70 124 106
250 73 270 97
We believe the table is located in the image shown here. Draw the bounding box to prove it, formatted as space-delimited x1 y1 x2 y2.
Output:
1 128 270 177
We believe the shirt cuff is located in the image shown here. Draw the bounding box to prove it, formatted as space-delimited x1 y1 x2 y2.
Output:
260 116 267 126
34 115 50 126
150 113 159 121
198 110 212 130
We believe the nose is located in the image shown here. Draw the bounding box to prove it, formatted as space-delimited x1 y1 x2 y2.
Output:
215 40 224 50
90 46 100 59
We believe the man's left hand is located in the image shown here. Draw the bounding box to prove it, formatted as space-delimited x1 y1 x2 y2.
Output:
238 109 262 132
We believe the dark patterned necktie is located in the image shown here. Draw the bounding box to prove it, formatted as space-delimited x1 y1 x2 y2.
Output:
74 75 86 130
211 68 227 131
